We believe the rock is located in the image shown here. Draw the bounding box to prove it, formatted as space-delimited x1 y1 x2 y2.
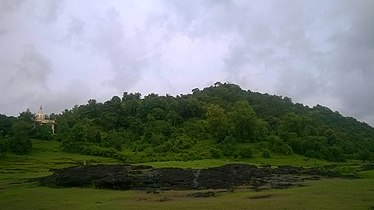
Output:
39 163 340 191
187 191 216 198
249 194 273 199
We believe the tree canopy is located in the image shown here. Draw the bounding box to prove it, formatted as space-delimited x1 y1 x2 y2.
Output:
1 82 373 162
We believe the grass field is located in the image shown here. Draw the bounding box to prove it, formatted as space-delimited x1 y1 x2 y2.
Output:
0 139 373 210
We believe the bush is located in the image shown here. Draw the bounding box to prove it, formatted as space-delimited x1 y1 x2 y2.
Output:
305 150 321 159
62 140 85 153
10 136 32 154
335 166 358 177
220 143 238 157
239 146 253 158
262 149 271 158
325 146 345 162
0 138 9 158
209 148 221 158
10 121 32 154
271 139 293 156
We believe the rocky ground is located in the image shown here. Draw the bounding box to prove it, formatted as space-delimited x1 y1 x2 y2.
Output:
39 163 343 192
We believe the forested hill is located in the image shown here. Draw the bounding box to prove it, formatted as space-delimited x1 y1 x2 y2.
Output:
1 82 373 162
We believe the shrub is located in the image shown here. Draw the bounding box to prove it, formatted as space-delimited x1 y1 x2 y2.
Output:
239 146 253 158
262 149 271 158
10 121 32 154
209 148 221 158
0 138 9 158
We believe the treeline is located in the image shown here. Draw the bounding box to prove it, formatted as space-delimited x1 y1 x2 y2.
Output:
51 82 373 162
0 110 54 157
1 82 373 162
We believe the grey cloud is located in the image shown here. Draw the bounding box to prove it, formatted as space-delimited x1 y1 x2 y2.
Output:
33 0 65 23
0 0 64 23
325 0 374 125
68 17 85 37
0 0 373 127
90 7 148 91
2 45 51 89
18 45 51 85
0 45 52 114
0 0 26 13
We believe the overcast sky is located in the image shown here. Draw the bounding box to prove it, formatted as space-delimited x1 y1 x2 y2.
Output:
0 0 373 126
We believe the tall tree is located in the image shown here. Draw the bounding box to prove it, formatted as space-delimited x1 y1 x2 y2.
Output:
229 101 258 142
206 104 228 142
10 121 32 154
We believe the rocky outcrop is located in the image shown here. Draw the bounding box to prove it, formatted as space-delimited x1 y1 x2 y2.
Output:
40 163 341 191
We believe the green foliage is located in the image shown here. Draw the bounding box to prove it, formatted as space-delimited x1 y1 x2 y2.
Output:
0 137 9 158
31 124 54 140
10 121 32 154
229 101 258 142
206 104 228 142
209 148 221 158
335 166 358 177
105 130 125 151
0 114 14 137
325 146 345 162
18 109 35 124
269 135 293 155
2 139 374 210
238 145 254 158
219 136 239 158
17 82 372 163
81 145 129 162
262 149 271 158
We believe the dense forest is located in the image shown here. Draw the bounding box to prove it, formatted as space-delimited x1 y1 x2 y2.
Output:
1 82 373 162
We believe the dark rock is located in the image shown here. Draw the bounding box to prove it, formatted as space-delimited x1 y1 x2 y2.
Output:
39 163 340 191
249 194 273 199
271 182 294 189
275 165 304 174
158 196 171 202
187 191 216 198
260 164 271 168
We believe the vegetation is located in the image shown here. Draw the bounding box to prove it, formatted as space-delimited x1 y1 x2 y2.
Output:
1 83 374 163
1 83 373 209
0 139 373 210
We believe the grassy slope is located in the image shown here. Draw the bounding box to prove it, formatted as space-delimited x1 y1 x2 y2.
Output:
0 139 373 210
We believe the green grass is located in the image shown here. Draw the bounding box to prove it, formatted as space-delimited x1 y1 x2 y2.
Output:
0 139 373 210
1 178 373 210
0 139 119 188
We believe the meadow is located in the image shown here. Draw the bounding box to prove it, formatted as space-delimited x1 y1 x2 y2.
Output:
0 139 373 210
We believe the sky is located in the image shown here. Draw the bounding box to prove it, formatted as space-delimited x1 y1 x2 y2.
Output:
0 0 373 126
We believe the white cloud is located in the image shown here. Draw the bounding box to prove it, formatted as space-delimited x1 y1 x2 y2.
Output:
0 0 373 126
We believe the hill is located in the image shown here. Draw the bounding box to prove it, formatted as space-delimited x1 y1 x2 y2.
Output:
1 82 373 162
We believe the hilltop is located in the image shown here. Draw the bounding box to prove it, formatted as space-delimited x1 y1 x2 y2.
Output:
1 82 373 162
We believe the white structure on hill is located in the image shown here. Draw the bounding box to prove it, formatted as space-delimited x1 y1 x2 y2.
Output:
35 106 56 134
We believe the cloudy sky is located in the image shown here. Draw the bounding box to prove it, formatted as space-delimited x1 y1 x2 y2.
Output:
0 0 373 126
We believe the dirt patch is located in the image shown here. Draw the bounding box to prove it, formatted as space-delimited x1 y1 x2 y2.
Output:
39 163 341 191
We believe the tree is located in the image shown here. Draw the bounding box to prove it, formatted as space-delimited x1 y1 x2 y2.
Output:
0 114 14 137
18 109 35 124
44 82 374 162
32 124 54 140
0 135 9 158
10 121 32 154
239 145 254 158
206 104 228 142
229 101 258 142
